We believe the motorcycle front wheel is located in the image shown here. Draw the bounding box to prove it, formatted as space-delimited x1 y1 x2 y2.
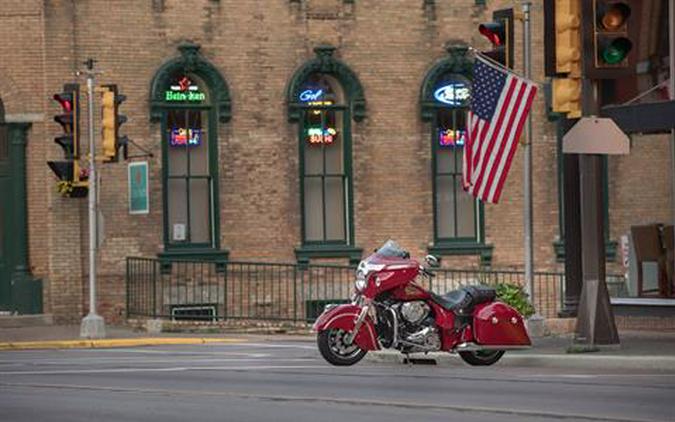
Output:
458 350 505 366
317 328 367 366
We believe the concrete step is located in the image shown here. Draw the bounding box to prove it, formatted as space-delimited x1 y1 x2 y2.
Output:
0 314 53 328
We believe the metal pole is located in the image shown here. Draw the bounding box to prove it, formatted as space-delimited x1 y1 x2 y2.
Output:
522 2 534 303
522 1 543 334
80 58 105 339
669 0 675 278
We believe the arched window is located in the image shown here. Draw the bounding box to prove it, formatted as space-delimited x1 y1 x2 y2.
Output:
299 74 348 243
164 74 213 247
287 45 366 265
150 43 231 260
432 73 477 240
421 46 492 266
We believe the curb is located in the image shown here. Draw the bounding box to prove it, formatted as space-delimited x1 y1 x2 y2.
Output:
0 337 243 351
365 350 675 370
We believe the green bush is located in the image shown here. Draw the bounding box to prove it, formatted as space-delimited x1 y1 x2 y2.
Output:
494 283 535 318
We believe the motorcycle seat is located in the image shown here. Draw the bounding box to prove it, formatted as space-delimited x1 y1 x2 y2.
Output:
431 286 496 313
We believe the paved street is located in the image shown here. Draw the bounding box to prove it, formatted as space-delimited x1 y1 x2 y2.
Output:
1 338 674 422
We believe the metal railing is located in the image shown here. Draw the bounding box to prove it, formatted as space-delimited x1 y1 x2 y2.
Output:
126 257 566 322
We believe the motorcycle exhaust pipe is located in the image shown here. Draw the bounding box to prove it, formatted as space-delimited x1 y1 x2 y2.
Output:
454 342 531 352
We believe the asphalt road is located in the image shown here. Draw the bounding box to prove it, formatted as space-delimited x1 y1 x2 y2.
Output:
0 338 673 422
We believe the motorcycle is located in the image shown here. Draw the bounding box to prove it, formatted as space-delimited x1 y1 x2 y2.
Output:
313 240 531 366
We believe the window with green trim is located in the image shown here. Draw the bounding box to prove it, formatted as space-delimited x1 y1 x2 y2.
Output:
432 74 483 244
161 74 219 249
298 74 352 245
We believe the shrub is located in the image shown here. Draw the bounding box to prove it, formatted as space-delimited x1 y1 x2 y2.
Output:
494 283 535 318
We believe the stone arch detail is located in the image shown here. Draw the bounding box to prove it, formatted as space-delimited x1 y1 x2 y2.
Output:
0 65 29 116
420 45 473 122
149 41 231 123
286 45 366 123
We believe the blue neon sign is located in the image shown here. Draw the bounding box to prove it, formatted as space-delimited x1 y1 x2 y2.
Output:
434 83 470 106
299 89 324 102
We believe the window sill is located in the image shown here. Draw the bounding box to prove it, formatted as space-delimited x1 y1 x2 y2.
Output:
157 248 230 274
427 242 493 267
553 239 617 263
295 244 363 266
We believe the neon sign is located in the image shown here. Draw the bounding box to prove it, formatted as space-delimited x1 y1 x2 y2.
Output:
170 128 202 147
439 128 466 147
299 89 324 102
434 83 470 106
306 127 337 145
165 76 206 102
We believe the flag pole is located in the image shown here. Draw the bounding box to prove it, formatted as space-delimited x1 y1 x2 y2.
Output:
521 1 543 334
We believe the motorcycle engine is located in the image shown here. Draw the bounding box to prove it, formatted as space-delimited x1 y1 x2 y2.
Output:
375 299 440 352
400 301 430 324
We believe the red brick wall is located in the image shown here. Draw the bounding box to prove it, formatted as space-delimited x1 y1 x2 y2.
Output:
0 0 671 324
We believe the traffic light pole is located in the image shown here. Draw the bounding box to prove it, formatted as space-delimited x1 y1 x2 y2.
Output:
79 59 105 339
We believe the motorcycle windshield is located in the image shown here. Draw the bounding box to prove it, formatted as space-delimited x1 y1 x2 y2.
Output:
375 240 409 259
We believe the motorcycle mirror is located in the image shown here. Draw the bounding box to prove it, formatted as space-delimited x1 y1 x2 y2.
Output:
425 255 440 267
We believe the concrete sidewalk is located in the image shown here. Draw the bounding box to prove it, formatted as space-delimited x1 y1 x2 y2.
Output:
0 325 245 350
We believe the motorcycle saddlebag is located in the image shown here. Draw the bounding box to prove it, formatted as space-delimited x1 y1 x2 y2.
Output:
472 301 531 346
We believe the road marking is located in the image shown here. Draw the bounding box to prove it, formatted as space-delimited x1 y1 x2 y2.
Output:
0 381 662 422
0 364 326 376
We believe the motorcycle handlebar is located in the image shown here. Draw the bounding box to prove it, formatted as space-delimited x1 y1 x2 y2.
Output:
420 267 436 278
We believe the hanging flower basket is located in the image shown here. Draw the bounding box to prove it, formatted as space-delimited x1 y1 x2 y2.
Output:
55 181 88 198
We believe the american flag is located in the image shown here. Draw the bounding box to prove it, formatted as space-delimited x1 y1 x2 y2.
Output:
463 56 537 204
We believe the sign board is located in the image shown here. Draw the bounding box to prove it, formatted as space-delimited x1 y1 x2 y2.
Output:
562 117 630 155
128 161 149 214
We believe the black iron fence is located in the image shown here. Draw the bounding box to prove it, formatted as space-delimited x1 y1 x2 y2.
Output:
127 257 572 322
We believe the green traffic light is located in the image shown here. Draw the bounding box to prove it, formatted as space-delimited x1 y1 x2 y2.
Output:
601 37 632 65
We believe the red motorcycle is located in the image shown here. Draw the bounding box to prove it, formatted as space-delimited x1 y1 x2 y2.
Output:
314 240 531 366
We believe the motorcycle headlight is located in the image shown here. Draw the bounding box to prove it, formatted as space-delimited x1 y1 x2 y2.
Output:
354 272 367 292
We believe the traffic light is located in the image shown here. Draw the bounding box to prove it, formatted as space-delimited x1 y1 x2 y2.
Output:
100 84 129 163
582 0 638 79
544 0 583 118
48 84 80 180
478 8 514 69
552 78 582 118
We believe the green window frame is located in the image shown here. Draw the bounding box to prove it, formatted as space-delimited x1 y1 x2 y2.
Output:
298 74 353 246
432 93 481 244
287 45 366 265
149 42 231 261
161 94 218 250
421 47 492 266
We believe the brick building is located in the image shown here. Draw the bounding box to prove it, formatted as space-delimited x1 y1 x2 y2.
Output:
0 0 672 327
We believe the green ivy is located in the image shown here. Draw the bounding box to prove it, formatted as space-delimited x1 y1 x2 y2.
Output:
494 283 535 318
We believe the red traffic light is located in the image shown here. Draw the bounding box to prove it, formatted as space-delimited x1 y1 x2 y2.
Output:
53 93 73 112
479 22 505 46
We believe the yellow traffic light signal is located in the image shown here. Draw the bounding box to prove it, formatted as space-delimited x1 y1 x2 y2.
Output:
99 84 128 163
552 77 582 118
101 88 116 161
554 0 581 76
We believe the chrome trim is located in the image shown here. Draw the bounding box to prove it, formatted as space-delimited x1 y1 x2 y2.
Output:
454 342 531 352
387 307 398 349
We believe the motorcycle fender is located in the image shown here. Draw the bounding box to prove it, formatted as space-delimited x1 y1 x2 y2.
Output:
313 304 380 351
473 302 531 346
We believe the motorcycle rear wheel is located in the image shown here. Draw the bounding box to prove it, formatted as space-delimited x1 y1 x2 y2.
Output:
317 329 367 366
458 350 505 366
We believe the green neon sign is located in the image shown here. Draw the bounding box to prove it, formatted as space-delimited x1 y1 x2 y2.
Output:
165 76 206 102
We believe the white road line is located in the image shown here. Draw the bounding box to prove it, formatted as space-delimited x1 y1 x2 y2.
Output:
0 365 326 375
1 357 317 366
